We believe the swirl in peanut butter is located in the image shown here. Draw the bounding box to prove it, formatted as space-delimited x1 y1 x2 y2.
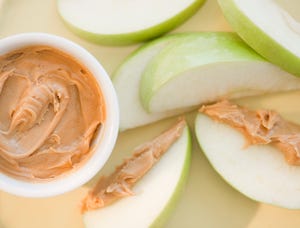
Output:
0 46 105 180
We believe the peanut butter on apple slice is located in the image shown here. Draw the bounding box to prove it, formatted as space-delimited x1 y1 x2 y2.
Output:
81 119 186 212
200 100 300 165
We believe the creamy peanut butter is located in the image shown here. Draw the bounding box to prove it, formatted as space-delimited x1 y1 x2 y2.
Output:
0 46 105 180
200 100 300 165
81 119 186 212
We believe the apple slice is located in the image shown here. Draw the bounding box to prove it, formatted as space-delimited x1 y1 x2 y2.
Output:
218 0 300 76
195 113 300 208
113 34 191 131
83 122 192 227
140 32 300 113
57 0 205 45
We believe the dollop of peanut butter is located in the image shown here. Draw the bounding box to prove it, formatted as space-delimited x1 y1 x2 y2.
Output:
200 100 300 165
0 46 105 181
81 119 186 212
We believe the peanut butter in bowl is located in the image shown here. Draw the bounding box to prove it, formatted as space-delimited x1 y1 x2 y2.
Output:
0 45 105 181
0 33 119 197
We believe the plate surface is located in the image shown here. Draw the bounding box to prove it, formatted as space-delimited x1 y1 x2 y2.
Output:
1 0 300 227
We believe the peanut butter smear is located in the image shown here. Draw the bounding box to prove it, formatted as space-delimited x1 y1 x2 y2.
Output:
200 100 300 165
0 46 105 180
81 119 186 212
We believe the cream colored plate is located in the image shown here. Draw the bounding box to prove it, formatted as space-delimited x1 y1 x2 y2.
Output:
1 0 300 227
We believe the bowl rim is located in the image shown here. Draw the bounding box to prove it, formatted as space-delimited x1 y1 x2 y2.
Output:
0 32 119 197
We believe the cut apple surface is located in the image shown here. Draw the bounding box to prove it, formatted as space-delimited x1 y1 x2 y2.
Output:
218 0 300 76
83 123 191 228
57 0 205 45
195 112 300 209
113 34 191 131
140 32 300 113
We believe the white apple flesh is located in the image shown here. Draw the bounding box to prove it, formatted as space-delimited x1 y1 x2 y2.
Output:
57 0 205 45
140 32 300 113
113 34 195 131
83 125 191 227
195 113 300 209
218 0 300 76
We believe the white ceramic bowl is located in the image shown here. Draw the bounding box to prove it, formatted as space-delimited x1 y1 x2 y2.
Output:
0 33 119 197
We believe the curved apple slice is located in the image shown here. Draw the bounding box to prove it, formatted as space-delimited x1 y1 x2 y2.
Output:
140 32 300 113
195 113 300 209
113 34 191 131
218 0 300 76
57 0 205 45
83 124 192 227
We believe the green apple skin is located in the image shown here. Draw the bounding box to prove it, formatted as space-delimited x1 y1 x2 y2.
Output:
113 33 201 131
57 0 205 46
150 127 192 228
140 32 264 112
218 0 300 76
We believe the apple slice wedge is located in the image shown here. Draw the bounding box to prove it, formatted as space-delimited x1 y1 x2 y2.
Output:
218 0 300 76
113 34 191 131
195 112 300 209
57 0 205 45
83 122 191 228
140 32 300 113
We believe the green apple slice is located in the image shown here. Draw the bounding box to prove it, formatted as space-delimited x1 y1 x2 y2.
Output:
113 34 192 131
218 0 300 76
57 0 205 45
195 113 300 209
83 124 192 228
140 32 300 113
